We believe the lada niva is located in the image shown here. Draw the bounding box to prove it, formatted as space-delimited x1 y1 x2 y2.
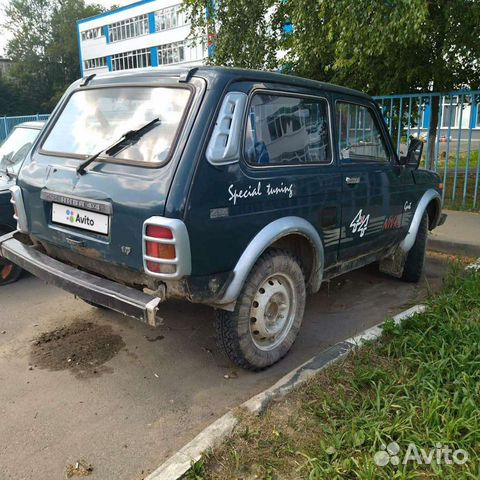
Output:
0 67 446 369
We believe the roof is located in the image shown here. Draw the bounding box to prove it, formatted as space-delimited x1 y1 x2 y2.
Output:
77 0 157 25
85 65 371 100
15 121 45 130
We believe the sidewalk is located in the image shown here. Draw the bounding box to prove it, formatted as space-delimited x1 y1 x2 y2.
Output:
429 209 480 257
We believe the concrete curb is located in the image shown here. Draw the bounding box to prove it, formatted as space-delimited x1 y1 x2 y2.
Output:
428 238 480 258
145 304 426 480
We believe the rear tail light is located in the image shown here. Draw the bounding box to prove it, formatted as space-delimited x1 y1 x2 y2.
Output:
142 217 191 279
145 226 176 274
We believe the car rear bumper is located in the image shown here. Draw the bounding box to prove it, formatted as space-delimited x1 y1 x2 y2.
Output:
0 232 164 326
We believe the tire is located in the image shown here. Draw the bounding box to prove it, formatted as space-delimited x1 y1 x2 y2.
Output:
0 258 22 286
214 249 306 370
401 211 428 283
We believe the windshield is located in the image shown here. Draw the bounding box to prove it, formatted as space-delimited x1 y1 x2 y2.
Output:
42 86 191 164
0 127 40 175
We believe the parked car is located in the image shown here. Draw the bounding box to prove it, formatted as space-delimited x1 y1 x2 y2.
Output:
0 68 446 369
0 121 44 285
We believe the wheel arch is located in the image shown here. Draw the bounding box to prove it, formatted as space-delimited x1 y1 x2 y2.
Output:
400 189 441 253
217 216 324 308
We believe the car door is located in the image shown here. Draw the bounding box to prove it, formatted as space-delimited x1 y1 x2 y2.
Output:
334 96 400 260
240 88 343 269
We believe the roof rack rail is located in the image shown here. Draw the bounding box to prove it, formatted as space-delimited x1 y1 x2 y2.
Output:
80 73 96 87
178 67 198 83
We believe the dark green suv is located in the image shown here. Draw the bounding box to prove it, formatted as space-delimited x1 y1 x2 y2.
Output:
0 67 446 369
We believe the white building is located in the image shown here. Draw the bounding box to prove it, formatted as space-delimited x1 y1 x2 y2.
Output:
77 0 207 76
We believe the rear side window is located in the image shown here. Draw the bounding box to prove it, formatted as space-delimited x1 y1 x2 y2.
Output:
336 102 390 163
244 93 331 166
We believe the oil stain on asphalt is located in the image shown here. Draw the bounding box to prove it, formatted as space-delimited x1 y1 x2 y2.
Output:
30 321 125 378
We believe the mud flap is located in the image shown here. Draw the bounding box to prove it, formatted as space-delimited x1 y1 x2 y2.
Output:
379 248 407 278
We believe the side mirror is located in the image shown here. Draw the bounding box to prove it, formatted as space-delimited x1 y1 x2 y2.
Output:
399 137 424 169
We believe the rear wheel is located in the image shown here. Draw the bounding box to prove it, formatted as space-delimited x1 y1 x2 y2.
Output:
401 211 428 283
215 249 306 370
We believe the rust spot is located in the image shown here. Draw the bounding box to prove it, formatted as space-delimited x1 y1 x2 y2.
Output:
75 246 103 259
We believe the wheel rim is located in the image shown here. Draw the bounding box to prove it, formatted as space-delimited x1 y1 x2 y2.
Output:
249 272 297 351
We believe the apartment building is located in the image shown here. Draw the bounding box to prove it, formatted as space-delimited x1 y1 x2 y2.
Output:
77 0 207 76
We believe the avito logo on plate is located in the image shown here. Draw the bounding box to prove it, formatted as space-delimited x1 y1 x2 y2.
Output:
66 209 76 224
52 203 109 235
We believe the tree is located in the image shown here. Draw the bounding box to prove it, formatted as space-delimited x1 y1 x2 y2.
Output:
183 0 280 69
0 77 19 115
1 0 104 114
185 0 480 168
48 0 105 105
285 0 480 168
2 0 55 114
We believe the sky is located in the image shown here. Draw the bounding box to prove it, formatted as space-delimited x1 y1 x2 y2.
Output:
0 0 134 55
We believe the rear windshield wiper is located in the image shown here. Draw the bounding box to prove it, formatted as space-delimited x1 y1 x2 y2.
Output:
77 117 160 175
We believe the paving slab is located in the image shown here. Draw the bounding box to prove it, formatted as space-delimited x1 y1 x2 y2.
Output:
429 209 480 257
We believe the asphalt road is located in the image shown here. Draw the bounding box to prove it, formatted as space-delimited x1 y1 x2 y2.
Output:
0 254 447 480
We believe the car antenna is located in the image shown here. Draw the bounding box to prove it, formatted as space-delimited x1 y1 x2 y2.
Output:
80 73 96 87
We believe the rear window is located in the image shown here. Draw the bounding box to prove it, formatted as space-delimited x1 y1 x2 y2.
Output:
42 86 191 164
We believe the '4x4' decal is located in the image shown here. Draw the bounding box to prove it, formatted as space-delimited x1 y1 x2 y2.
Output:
350 209 370 237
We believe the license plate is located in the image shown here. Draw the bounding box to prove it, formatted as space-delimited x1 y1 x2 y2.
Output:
52 203 109 235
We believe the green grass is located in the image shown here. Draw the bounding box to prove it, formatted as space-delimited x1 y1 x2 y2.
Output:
433 149 480 171
190 266 480 479
441 171 479 211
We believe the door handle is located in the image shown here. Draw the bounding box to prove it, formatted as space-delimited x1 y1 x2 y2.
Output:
345 176 361 185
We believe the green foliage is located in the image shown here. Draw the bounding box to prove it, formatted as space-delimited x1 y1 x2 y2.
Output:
0 77 19 115
1 0 104 114
183 0 280 69
185 0 480 171
185 0 480 95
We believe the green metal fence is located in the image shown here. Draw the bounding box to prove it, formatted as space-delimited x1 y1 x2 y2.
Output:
0 114 50 143
374 91 480 210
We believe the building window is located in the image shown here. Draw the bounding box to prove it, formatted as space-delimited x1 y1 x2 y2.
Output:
111 48 151 71
81 27 103 41
109 14 149 43
157 41 186 65
84 57 107 71
155 5 188 32
441 96 459 128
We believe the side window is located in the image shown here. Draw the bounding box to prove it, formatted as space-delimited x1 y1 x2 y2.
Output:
244 93 331 166
336 102 390 163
